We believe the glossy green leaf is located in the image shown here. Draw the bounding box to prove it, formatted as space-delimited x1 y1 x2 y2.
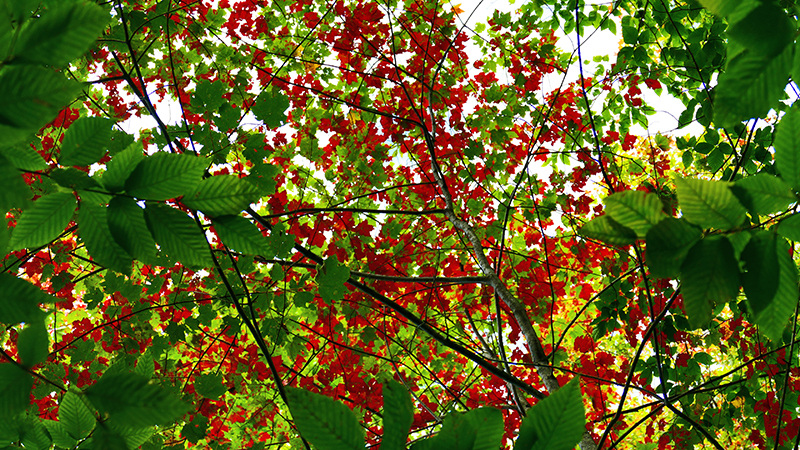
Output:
578 215 637 245
85 372 189 428
213 215 268 256
777 213 800 242
286 387 364 450
774 103 800 191
674 177 746 230
713 46 792 128
645 218 703 279
0 66 81 145
9 192 76 251
381 380 414 450
0 272 51 325
144 202 211 268
195 373 227 399
17 320 48 368
107 196 158 264
753 236 798 342
78 202 133 275
125 153 207 201
43 420 78 449
59 117 113 166
13 1 110 67
0 364 33 418
411 407 504 450
316 258 350 302
604 190 666 238
680 236 741 328
183 175 260 217
253 88 290 128
101 143 144 193
515 377 585 450
59 390 96 440
730 173 795 216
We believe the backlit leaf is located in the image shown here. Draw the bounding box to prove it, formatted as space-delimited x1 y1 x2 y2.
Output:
0 364 33 418
286 387 364 450
125 153 208 201
183 175 260 217
85 372 189 428
381 380 414 450
731 173 795 216
515 377 585 450
775 103 800 191
316 258 350 302
144 202 211 268
0 272 51 325
17 320 48 368
752 236 798 342
59 117 113 166
195 373 227 400
212 215 268 256
9 192 77 251
78 201 133 275
675 177 746 230
604 190 666 238
107 196 158 264
680 236 741 328
59 389 96 440
13 1 110 67
253 88 290 128
646 217 703 279
579 215 637 245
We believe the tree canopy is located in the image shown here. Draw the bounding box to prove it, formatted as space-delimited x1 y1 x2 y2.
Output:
1 0 799 449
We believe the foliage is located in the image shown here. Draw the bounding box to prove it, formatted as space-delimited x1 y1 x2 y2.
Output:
2 0 800 449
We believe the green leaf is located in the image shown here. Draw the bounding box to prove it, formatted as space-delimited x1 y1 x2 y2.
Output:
59 117 113 166
0 143 47 171
50 168 101 191
0 364 33 418
0 152 32 214
213 215 268 256
181 415 209 444
194 373 226 400
316 258 350 302
101 143 143 193
727 3 793 58
412 408 504 450
604 190 666 238
578 215 637 245
9 192 77 251
741 231 780 317
252 89 290 128
774 103 800 191
514 377 585 450
144 202 211 268
13 1 110 68
43 420 78 449
135 353 155 379
107 196 158 264
17 320 48 368
0 272 52 324
182 175 260 217
713 46 792 128
84 372 189 428
0 66 81 145
59 390 96 440
699 0 756 17
753 236 798 342
381 380 414 450
645 218 702 279
89 424 131 450
77 202 133 275
286 387 364 450
125 153 208 201
730 173 795 216
674 177 746 230
680 236 741 329
777 213 800 242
